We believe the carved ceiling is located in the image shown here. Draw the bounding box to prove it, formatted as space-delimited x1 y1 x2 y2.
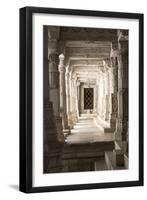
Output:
47 26 126 86
63 39 111 85
60 27 117 41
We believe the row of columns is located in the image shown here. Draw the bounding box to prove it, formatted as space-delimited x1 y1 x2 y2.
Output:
44 26 128 171
103 33 128 168
96 62 113 123
94 34 128 168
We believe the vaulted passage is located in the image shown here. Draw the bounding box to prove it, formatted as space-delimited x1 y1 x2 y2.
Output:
43 26 129 173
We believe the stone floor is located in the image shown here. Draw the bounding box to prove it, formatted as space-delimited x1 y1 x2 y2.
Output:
65 116 113 144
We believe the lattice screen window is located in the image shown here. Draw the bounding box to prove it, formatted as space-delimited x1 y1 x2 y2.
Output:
84 88 93 109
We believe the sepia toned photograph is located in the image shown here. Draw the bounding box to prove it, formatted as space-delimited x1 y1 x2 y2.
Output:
20 7 143 193
43 26 129 174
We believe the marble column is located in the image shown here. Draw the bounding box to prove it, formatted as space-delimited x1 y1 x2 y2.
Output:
114 30 128 167
110 56 118 130
104 67 111 121
48 26 64 142
48 53 59 116
76 80 80 118
65 66 70 126
79 82 82 115
97 72 103 118
68 71 74 128
58 54 70 135
65 66 77 130
116 50 128 140
104 44 118 133
99 67 106 120
96 78 99 116
48 53 64 142
71 76 78 123
80 83 84 114
43 26 63 173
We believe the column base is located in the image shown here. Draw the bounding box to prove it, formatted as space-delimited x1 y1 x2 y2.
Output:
114 140 127 168
105 150 127 170
114 150 125 167
67 112 77 128
104 118 116 133
63 127 71 137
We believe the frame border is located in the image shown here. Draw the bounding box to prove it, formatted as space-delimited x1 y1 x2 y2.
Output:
19 6 144 193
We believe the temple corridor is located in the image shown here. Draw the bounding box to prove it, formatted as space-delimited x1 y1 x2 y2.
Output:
66 116 113 144
43 26 129 173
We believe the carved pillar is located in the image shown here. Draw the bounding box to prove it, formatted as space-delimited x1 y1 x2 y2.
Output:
76 80 80 118
79 82 82 115
105 67 111 121
65 66 70 125
48 27 64 142
96 78 99 116
101 79 104 119
97 72 103 118
80 83 85 114
115 53 128 140
48 53 59 116
71 76 78 123
44 102 63 173
68 71 74 128
43 26 63 173
110 56 118 130
104 32 128 169
104 43 118 133
114 30 128 167
102 71 106 120
78 82 81 116
58 54 70 135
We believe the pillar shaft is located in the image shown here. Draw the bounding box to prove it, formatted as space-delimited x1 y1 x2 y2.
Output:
48 27 64 142
76 81 80 118
65 67 70 121
48 53 59 116
43 26 63 173
58 54 69 134
110 57 118 129
115 50 128 141
71 77 78 123
114 31 128 167
104 66 111 121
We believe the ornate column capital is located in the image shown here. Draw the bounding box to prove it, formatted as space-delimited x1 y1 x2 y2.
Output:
59 53 65 60
117 30 128 54
48 26 60 41
47 27 60 55
48 53 59 89
58 54 65 72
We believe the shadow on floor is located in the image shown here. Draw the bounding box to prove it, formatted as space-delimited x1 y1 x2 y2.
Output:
9 184 19 191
